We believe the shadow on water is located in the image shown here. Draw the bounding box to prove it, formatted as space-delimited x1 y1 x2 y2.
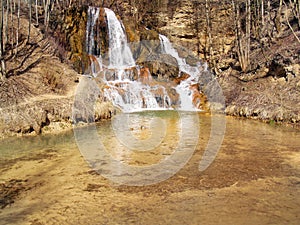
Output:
0 130 76 159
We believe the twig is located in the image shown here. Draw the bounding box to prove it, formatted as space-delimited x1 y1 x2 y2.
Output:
283 0 300 44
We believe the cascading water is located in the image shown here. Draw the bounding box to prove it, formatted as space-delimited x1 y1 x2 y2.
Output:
159 34 203 111
102 8 171 112
104 8 135 69
102 68 173 112
86 6 102 75
86 7 100 55
85 8 204 112
159 34 203 78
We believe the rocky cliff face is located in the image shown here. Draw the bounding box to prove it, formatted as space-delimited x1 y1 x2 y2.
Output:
122 0 298 77
53 2 236 76
132 0 235 72
128 0 300 124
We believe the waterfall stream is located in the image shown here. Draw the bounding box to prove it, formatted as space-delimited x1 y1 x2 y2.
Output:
86 7 100 55
85 7 205 112
86 6 102 75
104 8 136 69
159 34 203 111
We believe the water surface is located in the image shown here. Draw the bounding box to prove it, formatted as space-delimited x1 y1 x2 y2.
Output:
0 113 299 224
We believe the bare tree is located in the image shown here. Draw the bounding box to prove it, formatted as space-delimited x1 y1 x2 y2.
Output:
298 0 300 27
283 0 300 43
288 0 300 27
0 0 6 80
43 0 50 33
205 0 213 63
232 0 251 72
15 0 20 56
9 0 15 55
35 0 38 26
27 0 32 43
261 0 264 26
3 0 8 50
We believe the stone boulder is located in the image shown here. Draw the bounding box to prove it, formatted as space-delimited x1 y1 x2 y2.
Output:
138 54 179 81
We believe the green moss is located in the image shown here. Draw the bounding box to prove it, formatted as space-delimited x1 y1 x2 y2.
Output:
269 120 275 126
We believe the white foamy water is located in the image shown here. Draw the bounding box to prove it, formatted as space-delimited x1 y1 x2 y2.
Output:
86 6 102 76
159 34 205 111
104 8 136 69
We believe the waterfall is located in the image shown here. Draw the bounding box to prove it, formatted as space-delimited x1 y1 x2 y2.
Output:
159 34 186 69
103 82 160 112
86 7 102 76
86 7 100 55
104 8 135 69
102 68 172 112
101 8 171 112
85 8 204 112
160 34 202 111
159 34 202 79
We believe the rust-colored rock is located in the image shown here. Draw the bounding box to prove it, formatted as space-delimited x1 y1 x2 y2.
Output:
190 83 208 110
139 67 152 84
174 72 190 85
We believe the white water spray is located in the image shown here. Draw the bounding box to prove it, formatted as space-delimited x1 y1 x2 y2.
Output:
160 34 204 111
104 8 136 69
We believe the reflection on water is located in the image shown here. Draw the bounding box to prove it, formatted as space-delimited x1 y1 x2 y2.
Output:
1 112 299 176
0 113 300 224
0 130 76 160
104 111 181 164
73 110 201 185
1 113 299 172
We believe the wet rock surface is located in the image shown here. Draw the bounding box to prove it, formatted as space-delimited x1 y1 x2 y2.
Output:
49 3 299 126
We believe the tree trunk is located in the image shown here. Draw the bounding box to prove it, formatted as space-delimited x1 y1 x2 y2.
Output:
275 0 283 33
298 0 300 27
261 0 264 27
205 0 213 64
10 0 14 55
0 0 6 80
15 0 19 56
44 0 50 33
28 0 32 43
35 0 38 25
246 0 251 69
4 0 8 51
232 0 250 73
284 0 300 43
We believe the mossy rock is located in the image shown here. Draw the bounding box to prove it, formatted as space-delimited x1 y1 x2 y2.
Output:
70 53 91 74
140 28 159 41
63 6 88 72
123 22 140 42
